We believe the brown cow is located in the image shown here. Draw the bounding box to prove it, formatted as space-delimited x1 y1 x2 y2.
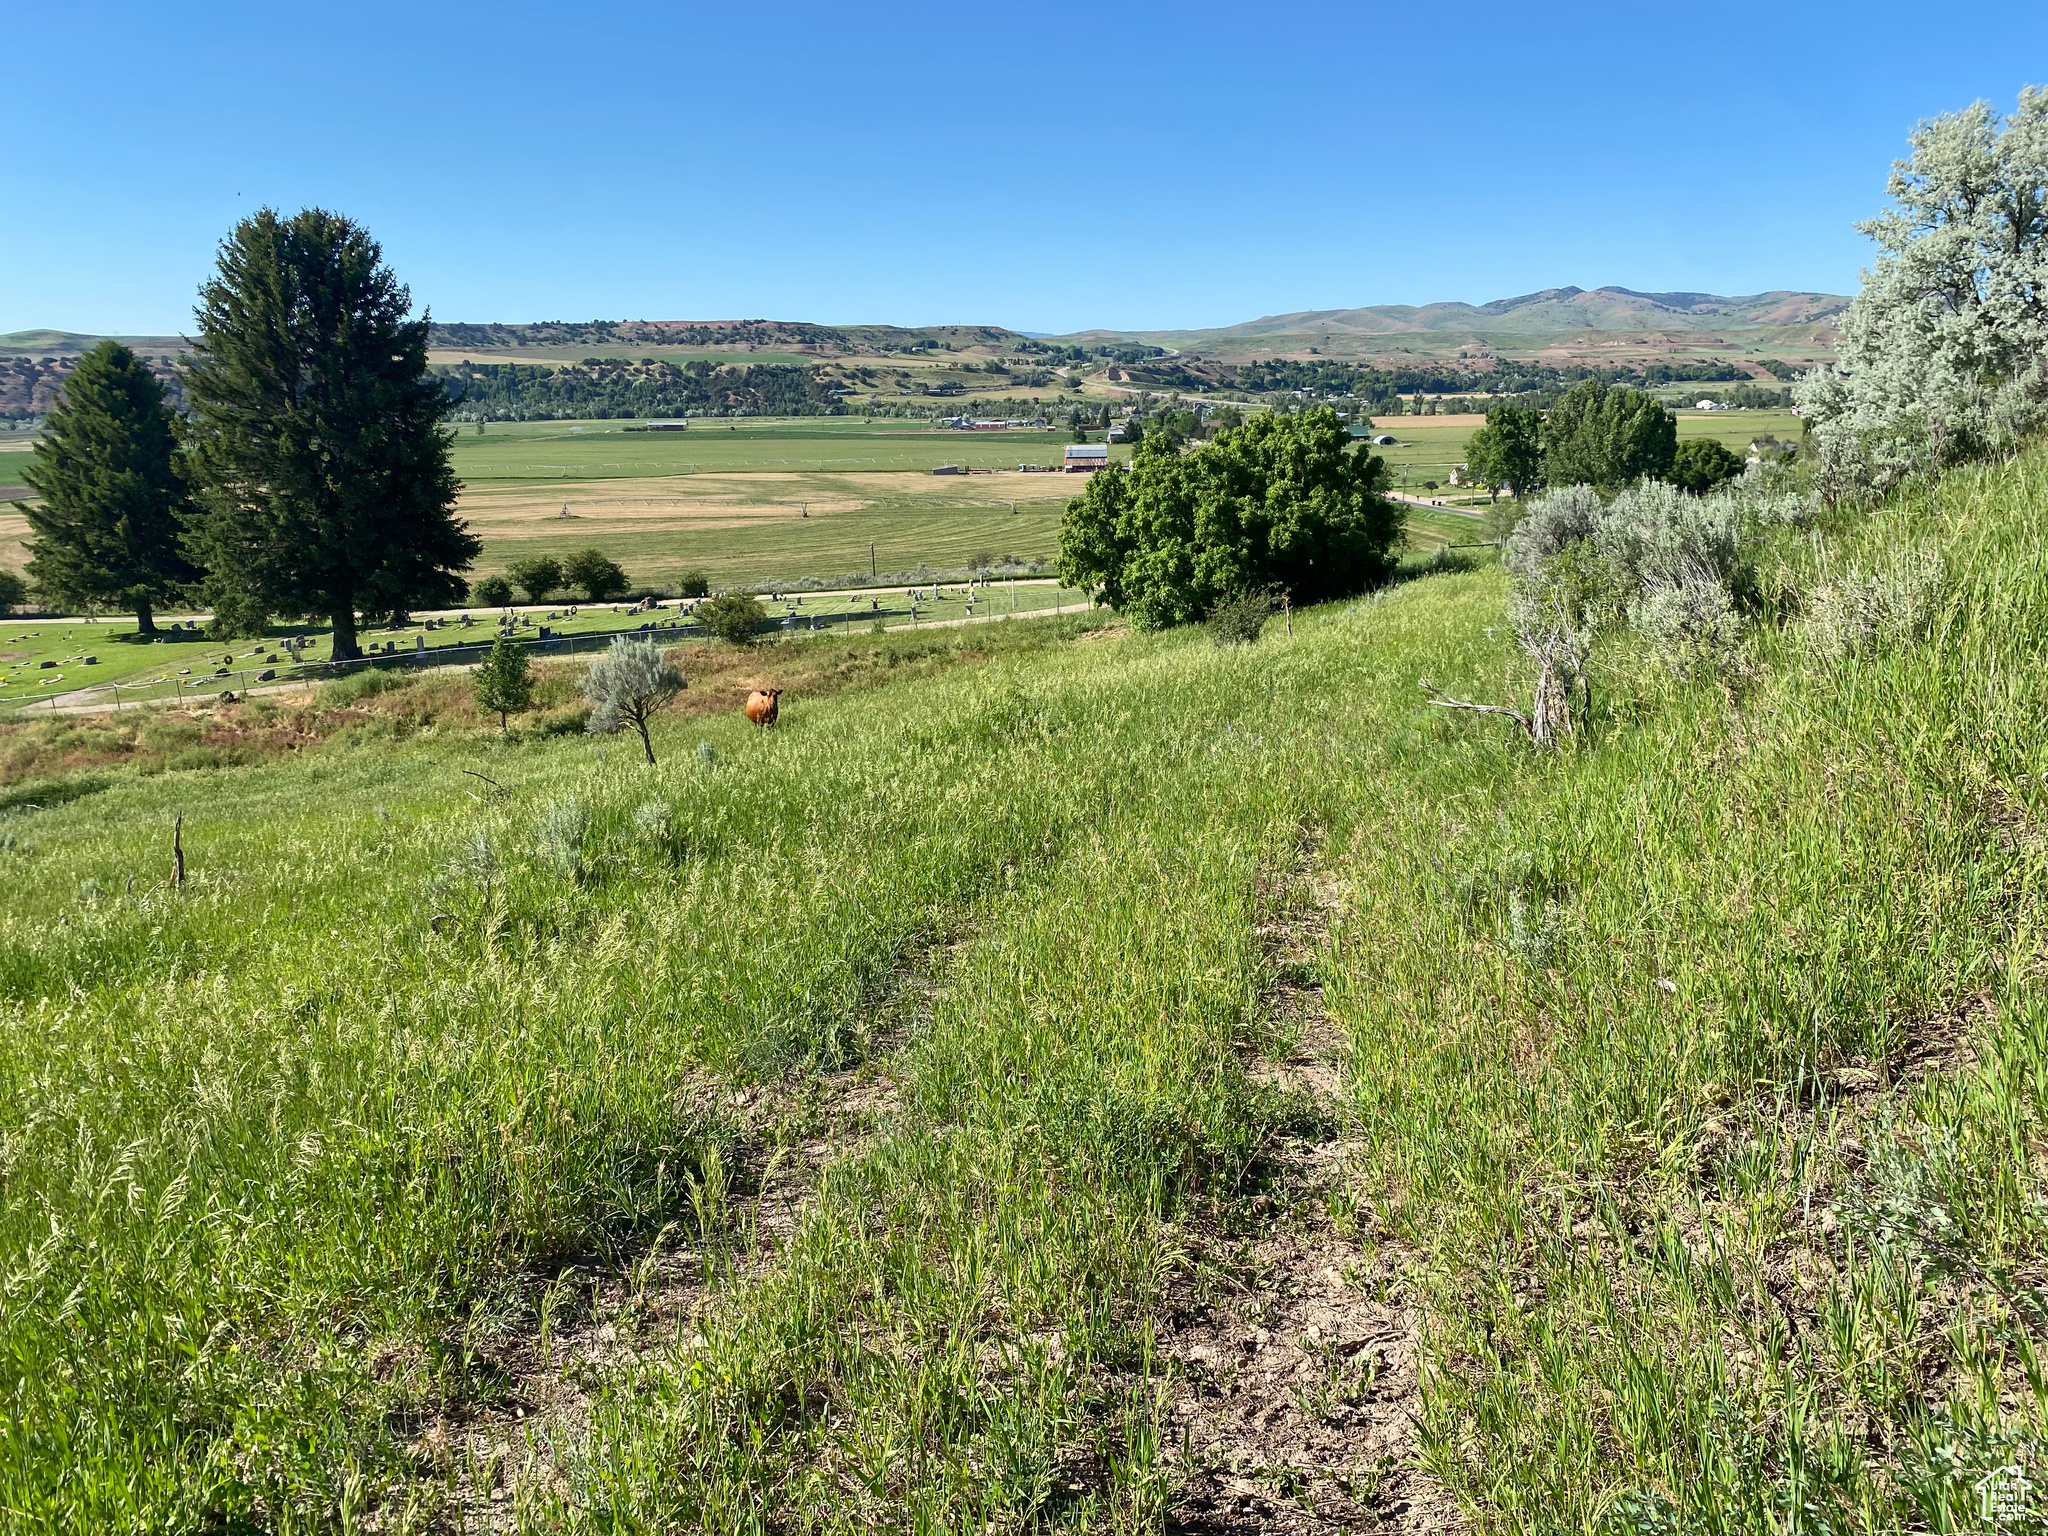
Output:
744 687 783 726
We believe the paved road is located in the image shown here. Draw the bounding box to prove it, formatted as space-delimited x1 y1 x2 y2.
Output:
1390 492 1486 520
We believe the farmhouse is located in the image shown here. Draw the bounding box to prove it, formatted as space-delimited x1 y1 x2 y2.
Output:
1064 444 1109 472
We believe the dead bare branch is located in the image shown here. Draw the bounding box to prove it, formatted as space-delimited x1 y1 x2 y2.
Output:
1419 679 1535 739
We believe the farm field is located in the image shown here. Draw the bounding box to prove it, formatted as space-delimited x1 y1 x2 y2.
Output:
0 436 2039 1530
0 411 1795 587
445 419 1108 590
0 420 1121 590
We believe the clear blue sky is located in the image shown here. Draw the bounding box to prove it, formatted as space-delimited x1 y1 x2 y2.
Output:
6 1 2042 336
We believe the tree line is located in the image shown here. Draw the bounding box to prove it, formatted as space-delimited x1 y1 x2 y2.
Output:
21 208 479 659
440 359 846 420
1463 381 1745 499
1232 357 1759 400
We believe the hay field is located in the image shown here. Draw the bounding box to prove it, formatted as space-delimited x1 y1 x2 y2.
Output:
460 468 1083 587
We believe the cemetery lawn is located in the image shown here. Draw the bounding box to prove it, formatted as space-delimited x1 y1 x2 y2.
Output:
0 582 1087 714
0 443 2044 1532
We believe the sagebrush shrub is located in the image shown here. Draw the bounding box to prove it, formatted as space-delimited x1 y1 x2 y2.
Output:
1803 547 1946 660
535 798 590 878
1597 480 1747 600
1632 561 1746 677
1503 485 1604 578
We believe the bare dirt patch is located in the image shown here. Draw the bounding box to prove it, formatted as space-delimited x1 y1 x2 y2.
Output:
1163 835 1463 1534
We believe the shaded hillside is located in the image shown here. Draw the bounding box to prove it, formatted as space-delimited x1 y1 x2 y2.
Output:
427 318 1028 359
0 351 185 420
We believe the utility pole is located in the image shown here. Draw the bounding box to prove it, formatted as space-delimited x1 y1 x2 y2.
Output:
870 541 877 580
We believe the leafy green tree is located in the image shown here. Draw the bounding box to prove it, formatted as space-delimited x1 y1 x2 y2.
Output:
563 548 629 602
22 341 196 635
1668 438 1745 495
507 556 562 604
1057 407 1400 630
677 569 711 598
695 590 764 645
1541 380 1676 490
472 574 513 607
0 571 26 612
181 208 478 661
1463 403 1544 501
471 634 533 730
583 635 685 763
1798 89 2048 495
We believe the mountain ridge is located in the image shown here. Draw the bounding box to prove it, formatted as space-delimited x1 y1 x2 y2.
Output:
2 284 1849 379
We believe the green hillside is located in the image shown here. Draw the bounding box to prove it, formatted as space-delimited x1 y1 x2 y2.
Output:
0 427 2040 1529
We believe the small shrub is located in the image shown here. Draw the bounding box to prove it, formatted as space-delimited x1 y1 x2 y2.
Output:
582 636 686 763
696 592 766 646
1503 485 1605 577
534 798 590 879
1803 547 1946 660
1632 562 1746 678
1205 588 1277 647
1597 479 1748 602
632 799 671 842
472 574 513 607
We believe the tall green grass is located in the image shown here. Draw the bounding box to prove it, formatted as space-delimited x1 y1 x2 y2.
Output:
0 444 2045 1530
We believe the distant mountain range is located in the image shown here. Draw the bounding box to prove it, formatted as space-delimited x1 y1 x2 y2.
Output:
0 285 1850 393
1102 286 1847 341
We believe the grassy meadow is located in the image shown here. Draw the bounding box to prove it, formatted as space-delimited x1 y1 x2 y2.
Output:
0 434 2044 1531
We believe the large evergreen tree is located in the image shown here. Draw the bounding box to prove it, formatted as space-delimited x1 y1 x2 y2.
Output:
22 341 195 634
181 208 477 658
